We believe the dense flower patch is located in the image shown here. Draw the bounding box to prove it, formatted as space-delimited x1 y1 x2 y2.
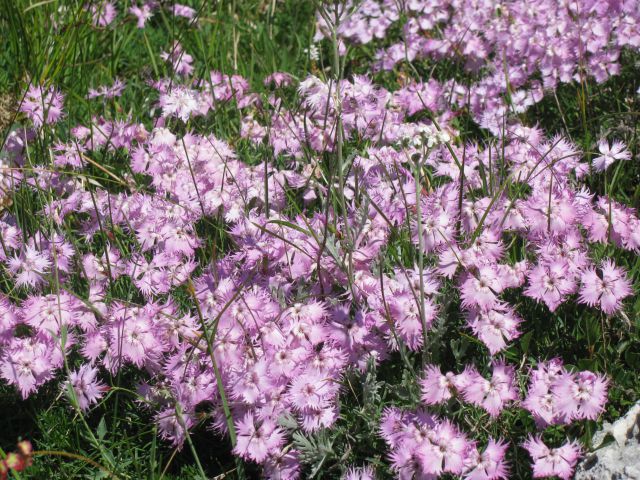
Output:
1 0 639 478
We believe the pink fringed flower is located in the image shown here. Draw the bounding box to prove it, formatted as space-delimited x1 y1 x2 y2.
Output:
20 84 65 128
523 360 607 426
417 419 471 476
522 360 567 427
159 87 200 122
459 362 518 417
523 436 581 480
379 407 409 450
160 42 194 77
0 338 54 398
65 364 107 410
460 265 504 311
466 304 522 355
90 1 117 27
0 296 18 344
524 260 576 312
553 371 608 421
129 3 154 28
420 364 456 405
107 309 161 369
288 371 333 411
234 412 286 463
171 4 196 19
263 449 301 479
156 408 194 447
380 407 507 480
579 260 633 314
343 465 375 480
264 72 295 88
87 79 126 100
464 438 510 480
7 246 51 288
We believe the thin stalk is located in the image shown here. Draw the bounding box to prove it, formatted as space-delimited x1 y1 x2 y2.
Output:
32 451 120 479
327 4 356 300
175 404 207 480
187 282 245 479
413 154 429 360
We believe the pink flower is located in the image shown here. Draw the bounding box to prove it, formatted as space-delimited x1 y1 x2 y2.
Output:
464 438 509 480
106 308 161 369
417 419 470 475
8 245 51 288
20 84 65 128
90 1 117 27
21 293 82 337
379 407 409 449
53 141 86 168
299 405 338 432
388 292 437 350
6 4 640 469
553 371 608 420
87 79 126 100
234 412 286 463
579 260 633 314
523 360 608 426
522 360 568 427
523 189 577 236
65 364 106 410
420 364 456 405
523 436 581 480
466 304 522 355
263 449 301 479
459 362 518 417
389 445 422 480
171 4 196 19
460 265 504 310
129 3 154 28
524 260 576 312
156 408 194 447
0 338 55 398
0 296 18 344
160 42 194 77
343 465 375 480
592 140 631 172
232 360 272 404
264 72 295 88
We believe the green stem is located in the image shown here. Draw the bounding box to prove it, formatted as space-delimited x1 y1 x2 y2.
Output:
413 154 429 361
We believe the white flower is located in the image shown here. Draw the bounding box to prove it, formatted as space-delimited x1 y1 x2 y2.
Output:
159 88 199 122
305 44 320 61
407 124 452 148
592 140 631 172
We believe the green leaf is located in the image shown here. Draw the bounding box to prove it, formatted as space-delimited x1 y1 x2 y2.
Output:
520 330 533 355
625 348 640 369
265 219 313 238
97 416 107 441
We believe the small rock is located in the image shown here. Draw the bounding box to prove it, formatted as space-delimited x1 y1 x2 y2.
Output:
575 402 640 480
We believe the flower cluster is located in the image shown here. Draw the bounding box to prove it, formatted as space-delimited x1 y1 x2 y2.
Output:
318 0 640 134
2 0 638 478
388 358 606 479
421 362 519 417
523 360 608 426
380 408 509 479
523 436 581 480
